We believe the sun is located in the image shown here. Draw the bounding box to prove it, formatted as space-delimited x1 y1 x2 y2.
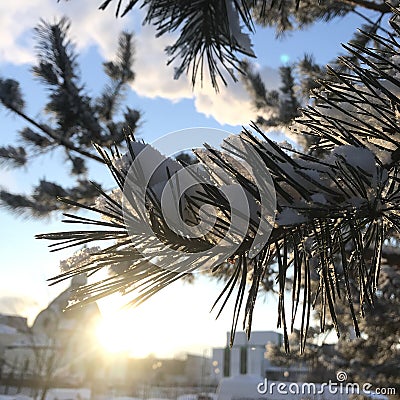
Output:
95 309 146 355
95 310 132 354
93 285 219 359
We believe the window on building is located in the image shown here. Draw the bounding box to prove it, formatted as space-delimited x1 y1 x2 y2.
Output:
240 347 247 374
223 347 230 377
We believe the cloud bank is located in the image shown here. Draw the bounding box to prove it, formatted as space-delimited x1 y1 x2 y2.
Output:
0 1 281 126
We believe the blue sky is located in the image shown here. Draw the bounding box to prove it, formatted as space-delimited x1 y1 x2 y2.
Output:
0 1 379 357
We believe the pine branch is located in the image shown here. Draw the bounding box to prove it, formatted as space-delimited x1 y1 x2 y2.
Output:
341 0 391 12
97 31 135 121
60 0 395 89
0 180 104 218
40 4 400 351
243 63 302 128
0 18 140 217
0 146 27 168
0 78 25 111
5 103 104 164
33 19 103 142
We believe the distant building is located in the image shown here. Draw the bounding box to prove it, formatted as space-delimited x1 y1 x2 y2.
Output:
1 275 103 392
123 353 215 389
184 354 213 386
0 315 28 375
211 331 307 382
0 316 28 333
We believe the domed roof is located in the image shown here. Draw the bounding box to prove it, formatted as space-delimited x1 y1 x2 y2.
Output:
32 275 100 334
71 274 87 288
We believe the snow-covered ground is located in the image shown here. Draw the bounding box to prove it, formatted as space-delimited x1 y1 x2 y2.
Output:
0 388 91 400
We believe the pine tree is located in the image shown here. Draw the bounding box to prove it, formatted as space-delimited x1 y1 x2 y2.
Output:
0 18 138 217
266 265 400 396
60 0 396 89
37 6 400 354
0 17 310 218
239 61 301 129
322 264 400 395
2 1 393 217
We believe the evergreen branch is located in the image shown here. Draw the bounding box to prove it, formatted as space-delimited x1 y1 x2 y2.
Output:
342 0 391 12
0 146 27 168
97 31 135 121
0 179 103 218
6 104 104 164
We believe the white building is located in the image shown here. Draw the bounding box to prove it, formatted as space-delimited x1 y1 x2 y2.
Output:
211 331 307 382
1 275 103 391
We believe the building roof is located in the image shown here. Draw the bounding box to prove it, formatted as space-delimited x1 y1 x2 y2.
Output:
0 324 18 335
31 275 100 335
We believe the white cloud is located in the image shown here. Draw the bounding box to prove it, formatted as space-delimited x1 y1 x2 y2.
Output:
132 25 281 126
56 2 134 59
0 0 132 65
131 25 193 101
0 1 281 126
193 65 280 126
0 0 47 64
